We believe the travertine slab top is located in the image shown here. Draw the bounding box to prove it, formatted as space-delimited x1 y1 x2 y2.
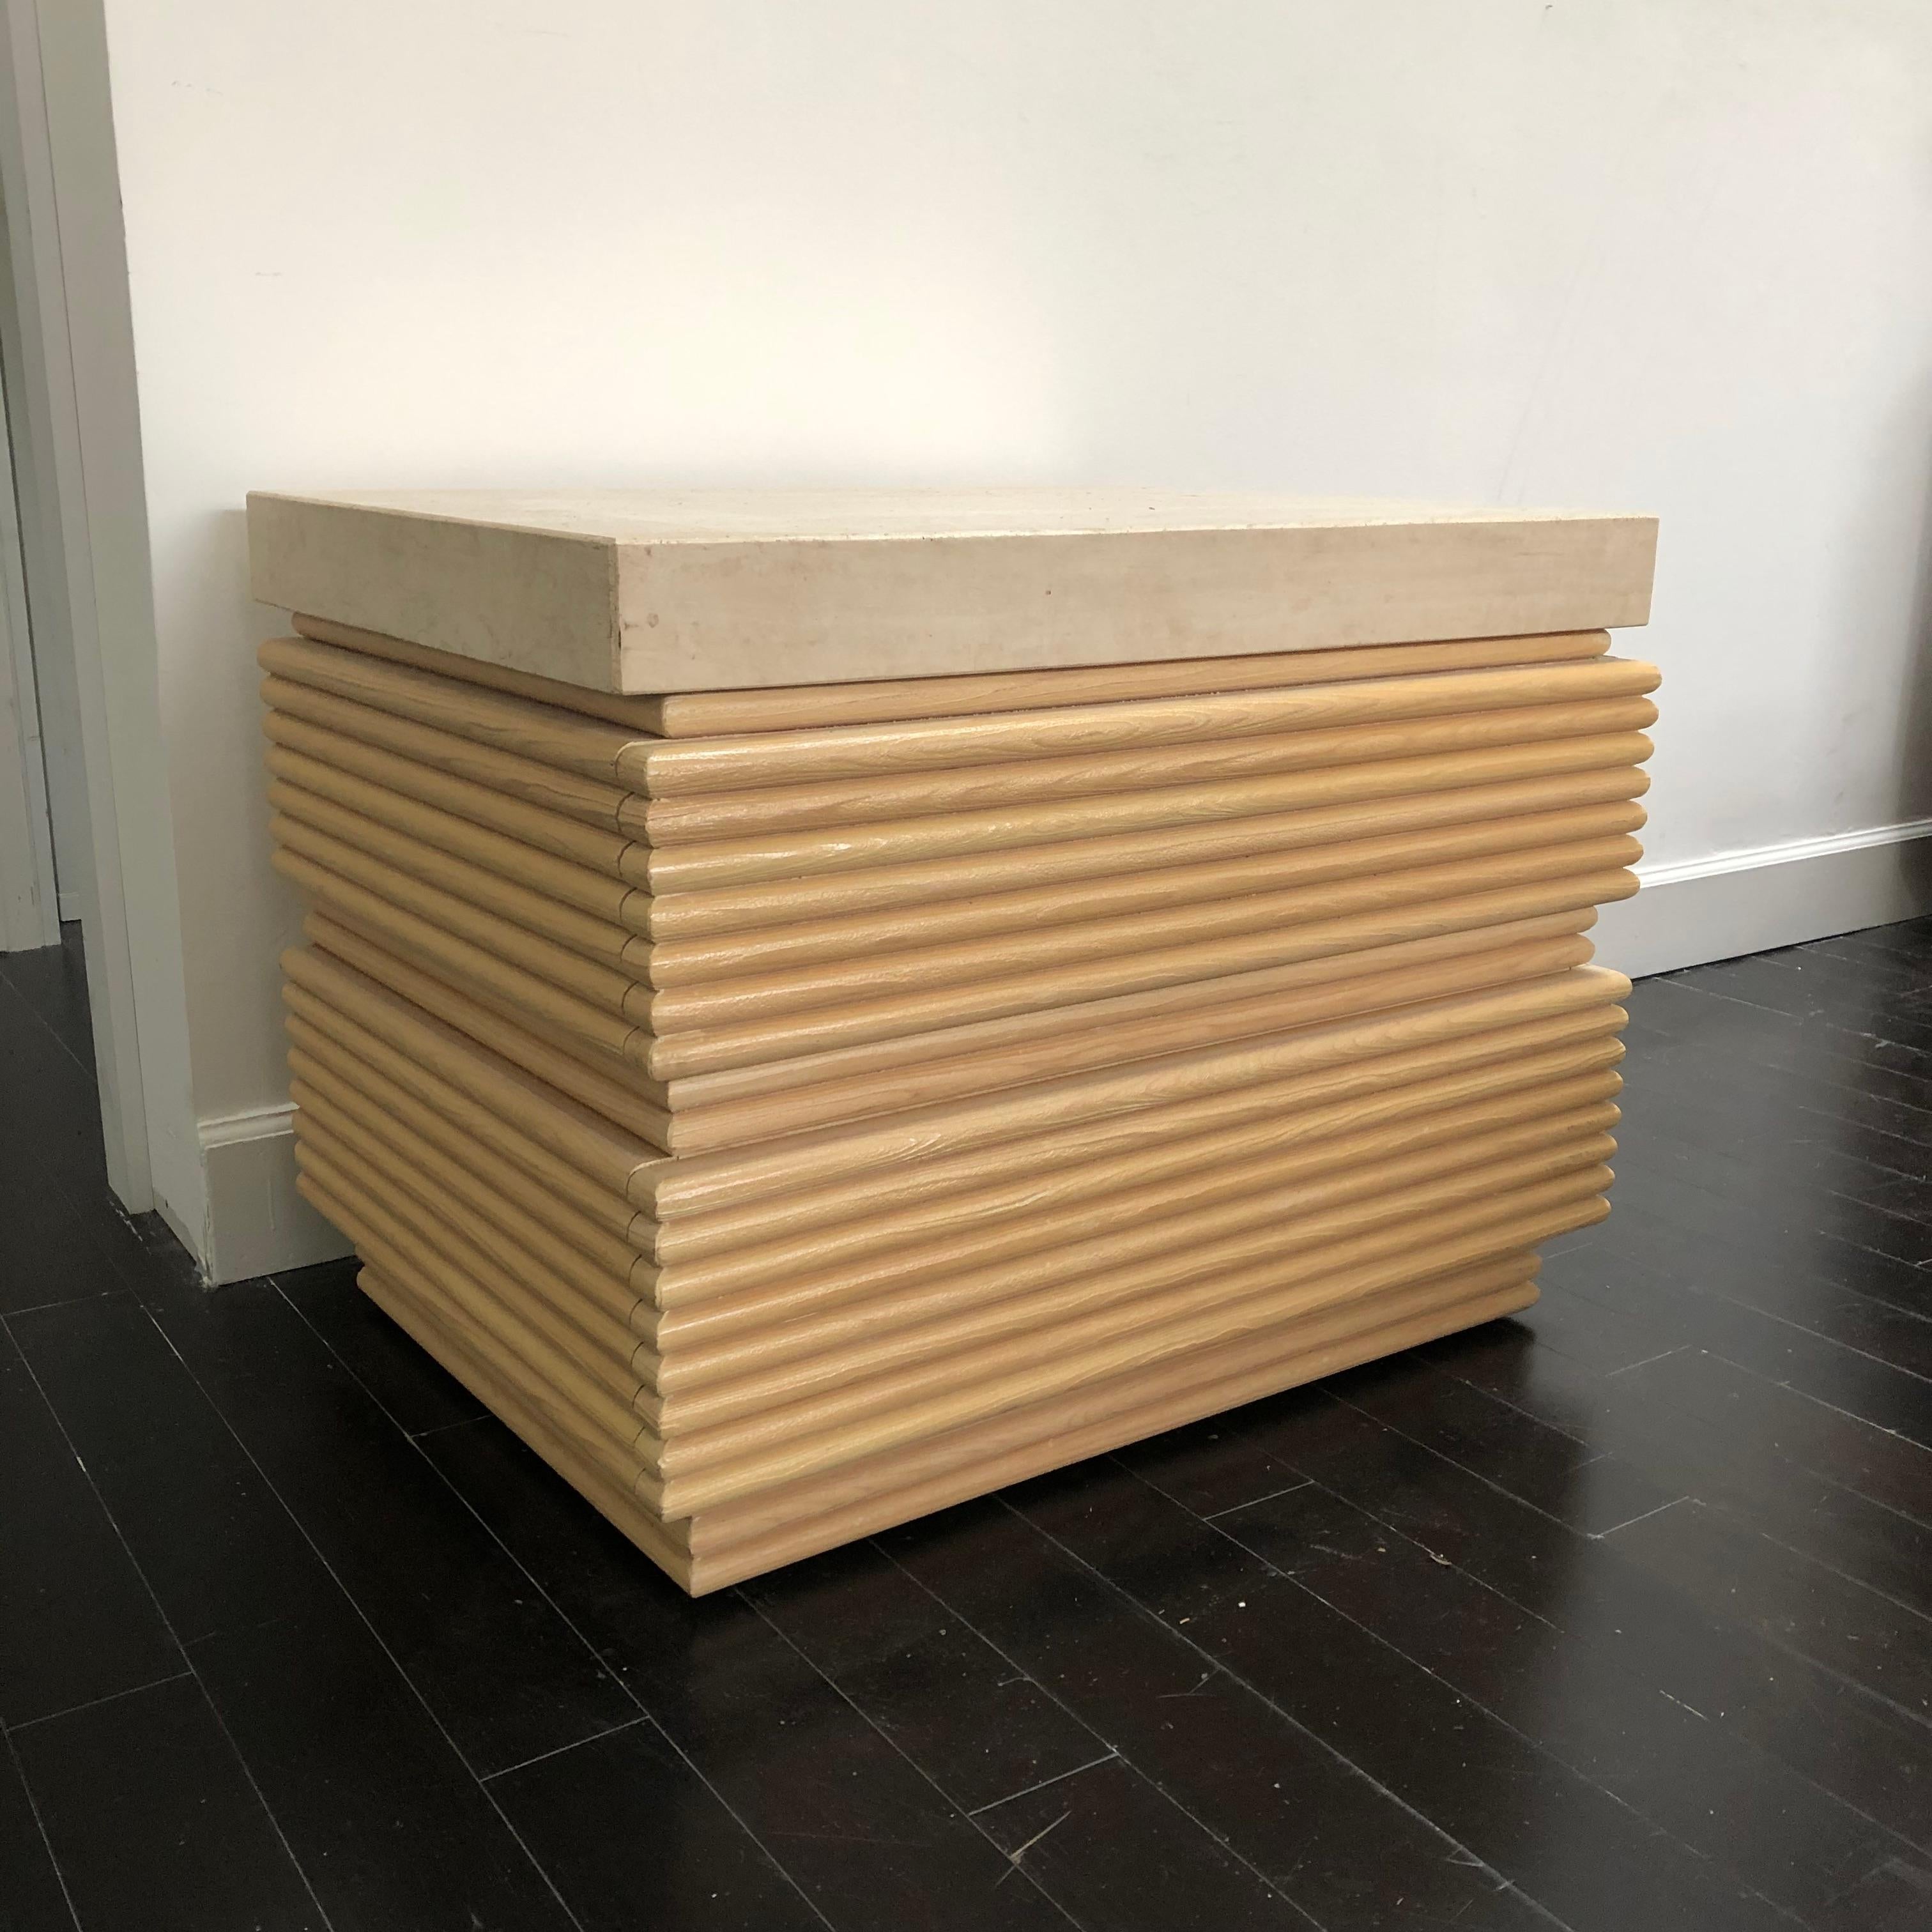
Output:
247 487 1657 696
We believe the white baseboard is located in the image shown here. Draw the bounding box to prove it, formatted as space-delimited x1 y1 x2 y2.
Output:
198 1101 351 1285
187 818 1932 1281
57 889 79 923
1593 815 1932 979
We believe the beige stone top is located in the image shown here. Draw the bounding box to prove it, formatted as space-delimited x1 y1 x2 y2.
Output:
246 487 1657 696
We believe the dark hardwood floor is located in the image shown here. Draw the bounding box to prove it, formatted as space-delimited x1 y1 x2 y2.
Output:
3 919 1931 1930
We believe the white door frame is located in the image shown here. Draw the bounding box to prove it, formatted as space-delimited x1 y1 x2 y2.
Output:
0 0 153 1209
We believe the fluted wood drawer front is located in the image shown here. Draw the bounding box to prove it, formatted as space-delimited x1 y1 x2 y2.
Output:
284 953 1628 1259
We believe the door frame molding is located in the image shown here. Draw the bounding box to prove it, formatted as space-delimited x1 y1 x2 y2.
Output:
0 0 153 1209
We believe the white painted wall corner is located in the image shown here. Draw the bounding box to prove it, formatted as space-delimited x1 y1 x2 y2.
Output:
195 1101 350 1285
1592 816 1932 980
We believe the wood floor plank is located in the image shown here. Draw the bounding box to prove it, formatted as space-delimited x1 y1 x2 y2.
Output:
1214 1475 1900 1921
1360 1330 1932 1624
11 1676 325 1932
740 1540 1110 1816
882 1498 1560 1931
968 1751 1313 1931
0 1733 77 1932
1330 1344 1932 1726
1540 1170 1932 1377
139 1278 638 1779
0 1324 183 1728
1607 1342 1932 1530
1538 1261 1932 1453
415 1417 1075 1932
486 1717 825 1932
189 1596 585 1932
1008 1455 1800 1932
1193 1386 1932 1853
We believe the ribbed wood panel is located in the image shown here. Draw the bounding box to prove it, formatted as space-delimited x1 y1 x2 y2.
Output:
264 625 1652 1592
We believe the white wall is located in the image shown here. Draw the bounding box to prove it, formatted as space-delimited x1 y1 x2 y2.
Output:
91 0 1932 1274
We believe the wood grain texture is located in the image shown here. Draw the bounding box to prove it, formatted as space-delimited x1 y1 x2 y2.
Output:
295 1091 1610 1455
629 697 1658 843
294 613 675 732
644 807 1643 988
275 848 654 1082
268 766 1638 1082
265 744 642 926
354 1264 695 1584
291 1134 652 1423
285 1035 645 1248
638 967 1629 1223
303 911 669 1123
305 902 1602 1156
652 1182 1609 1517
342 1231 1540 1593
296 607 1611 733
301 887 1602 1138
271 783 645 967
290 1077 655 1323
652 1176 1604 1460
643 835 1641 1030
297 1016 1611 1374
370 1239 1538 1588
638 733 1655 891
318 1147 1593 1515
280 784 1638 1020
641 768 1646 939
275 767 1641 998
282 1015 643 1242
664 1055 1622 1310
648 1119 1618 1418
288 982 1623 1294
645 871 1637 1080
629 661 1660 798
293 1142 647 1417
344 1248 1532 1593
660 933 1602 1152
288 879 638 1092
666 909 1600 1111
291 1004 1621 1296
648 1006 1627 1254
298 1168 666 1488
260 673 633 831
280 945 661 1204
263 704 1645 940
656 1073 1623 1322
648 634 1617 737
261 635 645 782
268 629 1657 804
271 816 647 1002
263 708 639 871
299 1175 653 1496
680 1262 1538 1586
